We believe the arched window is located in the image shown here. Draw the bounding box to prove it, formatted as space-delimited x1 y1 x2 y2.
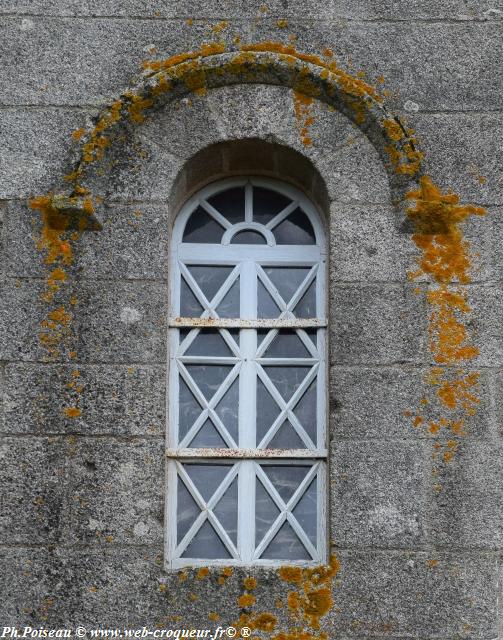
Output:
166 177 327 567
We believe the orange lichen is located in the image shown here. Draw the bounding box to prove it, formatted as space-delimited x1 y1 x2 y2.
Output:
405 176 486 462
238 594 256 608
293 91 314 146
208 612 220 621
243 577 258 590
253 613 278 632
277 19 288 28
72 128 86 140
63 407 81 418
196 567 209 580
178 571 188 582
279 567 304 584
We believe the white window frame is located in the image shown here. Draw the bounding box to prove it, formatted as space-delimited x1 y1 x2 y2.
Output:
166 177 328 568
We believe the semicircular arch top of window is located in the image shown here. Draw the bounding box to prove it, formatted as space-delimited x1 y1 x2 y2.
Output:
167 177 327 568
181 180 319 247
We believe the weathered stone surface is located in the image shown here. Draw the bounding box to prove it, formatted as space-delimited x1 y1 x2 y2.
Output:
0 108 91 199
330 366 492 440
0 279 57 362
410 113 503 206
62 437 164 545
1 17 501 113
330 550 498 638
427 441 503 548
75 280 168 363
0 437 67 543
329 284 428 365
0 547 63 625
250 20 503 112
330 441 428 548
493 371 503 439
2 364 165 435
329 203 413 281
468 284 503 367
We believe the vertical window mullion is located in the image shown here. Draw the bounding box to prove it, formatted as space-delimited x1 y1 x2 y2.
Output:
237 259 257 561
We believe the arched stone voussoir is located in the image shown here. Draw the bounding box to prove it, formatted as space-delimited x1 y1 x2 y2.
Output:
46 47 424 229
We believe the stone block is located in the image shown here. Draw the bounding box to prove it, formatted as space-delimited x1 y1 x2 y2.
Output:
467 283 503 367
0 16 223 106
330 366 492 440
75 280 168 363
330 550 498 637
330 440 428 547
0 547 63 626
411 113 503 206
250 20 503 112
0 279 57 362
0 108 91 199
329 203 413 282
0 437 67 543
329 284 428 365
61 437 164 545
427 441 503 549
2 363 165 436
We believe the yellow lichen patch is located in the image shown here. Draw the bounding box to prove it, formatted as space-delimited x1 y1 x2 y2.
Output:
383 118 405 142
63 407 81 418
243 576 258 590
178 570 188 582
29 195 73 265
238 594 256 608
72 128 86 140
208 612 220 621
277 19 288 28
196 567 209 580
293 91 314 146
405 176 486 461
212 20 228 34
277 555 340 635
128 94 155 124
427 559 439 568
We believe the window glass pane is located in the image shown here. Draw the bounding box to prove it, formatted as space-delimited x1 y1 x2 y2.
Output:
181 520 231 559
213 477 238 545
293 281 317 318
253 186 292 226
207 187 245 225
184 464 231 502
292 380 317 445
216 278 240 318
262 465 311 503
255 478 280 547
215 377 239 445
256 378 280 446
263 267 310 306
178 377 202 441
187 265 233 303
188 419 228 448
262 366 311 402
185 364 233 402
292 477 317 546
257 281 281 318
268 420 305 449
231 230 266 244
180 278 204 317
263 330 311 359
261 521 310 560
184 329 233 357
177 479 200 544
183 206 225 243
273 208 315 245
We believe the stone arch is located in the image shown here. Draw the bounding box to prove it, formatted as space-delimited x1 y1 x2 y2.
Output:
47 45 423 228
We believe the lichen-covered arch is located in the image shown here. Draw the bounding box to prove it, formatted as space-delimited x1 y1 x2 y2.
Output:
49 43 423 227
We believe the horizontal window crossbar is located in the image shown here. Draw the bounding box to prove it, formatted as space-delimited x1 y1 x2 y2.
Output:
169 317 327 328
166 448 327 459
